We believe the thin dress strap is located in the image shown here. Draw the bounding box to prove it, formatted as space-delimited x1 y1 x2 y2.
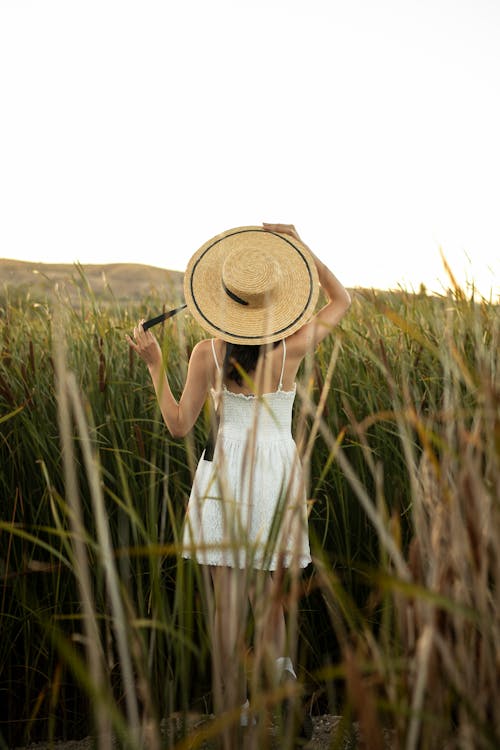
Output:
278 339 286 390
211 339 221 374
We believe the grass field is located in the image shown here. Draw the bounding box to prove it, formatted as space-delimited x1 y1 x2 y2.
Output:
0 267 498 749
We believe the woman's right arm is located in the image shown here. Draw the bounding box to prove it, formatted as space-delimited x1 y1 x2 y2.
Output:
304 248 352 348
262 223 351 355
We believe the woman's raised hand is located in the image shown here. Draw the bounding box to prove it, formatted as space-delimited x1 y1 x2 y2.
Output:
126 321 163 368
262 222 303 243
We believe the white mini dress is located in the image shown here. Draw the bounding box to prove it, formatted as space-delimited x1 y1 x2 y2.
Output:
181 340 311 571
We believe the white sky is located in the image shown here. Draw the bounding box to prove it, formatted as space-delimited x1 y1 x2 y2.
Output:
0 0 499 298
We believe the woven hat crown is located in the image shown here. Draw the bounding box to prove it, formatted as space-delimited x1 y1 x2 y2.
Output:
222 247 281 309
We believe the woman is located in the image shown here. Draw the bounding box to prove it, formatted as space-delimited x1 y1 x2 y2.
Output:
127 223 351 728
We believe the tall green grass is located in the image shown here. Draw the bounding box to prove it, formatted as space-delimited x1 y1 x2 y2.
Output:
0 277 498 749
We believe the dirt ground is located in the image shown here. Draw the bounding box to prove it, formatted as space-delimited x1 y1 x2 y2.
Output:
16 713 395 750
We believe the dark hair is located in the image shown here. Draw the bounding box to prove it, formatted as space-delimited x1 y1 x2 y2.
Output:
223 341 281 386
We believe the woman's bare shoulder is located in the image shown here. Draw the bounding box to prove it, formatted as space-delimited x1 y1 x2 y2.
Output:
189 337 224 373
183 339 211 375
192 337 212 351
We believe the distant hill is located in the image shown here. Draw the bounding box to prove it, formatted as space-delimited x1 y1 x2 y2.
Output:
0 258 184 302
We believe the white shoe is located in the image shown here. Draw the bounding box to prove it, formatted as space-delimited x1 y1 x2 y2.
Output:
275 656 297 682
240 698 257 727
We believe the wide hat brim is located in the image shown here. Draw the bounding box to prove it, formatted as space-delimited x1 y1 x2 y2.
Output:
183 226 319 345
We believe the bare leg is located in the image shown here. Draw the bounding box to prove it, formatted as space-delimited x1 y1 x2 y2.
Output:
249 570 290 686
209 565 249 715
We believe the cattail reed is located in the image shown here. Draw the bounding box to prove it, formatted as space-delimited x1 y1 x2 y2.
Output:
98 336 106 393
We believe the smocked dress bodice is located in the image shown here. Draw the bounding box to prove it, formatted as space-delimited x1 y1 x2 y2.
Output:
217 385 295 441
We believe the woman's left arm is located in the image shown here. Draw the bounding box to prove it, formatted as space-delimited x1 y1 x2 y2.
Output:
127 324 211 438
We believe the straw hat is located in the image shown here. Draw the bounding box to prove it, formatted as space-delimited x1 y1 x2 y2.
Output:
183 226 319 345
